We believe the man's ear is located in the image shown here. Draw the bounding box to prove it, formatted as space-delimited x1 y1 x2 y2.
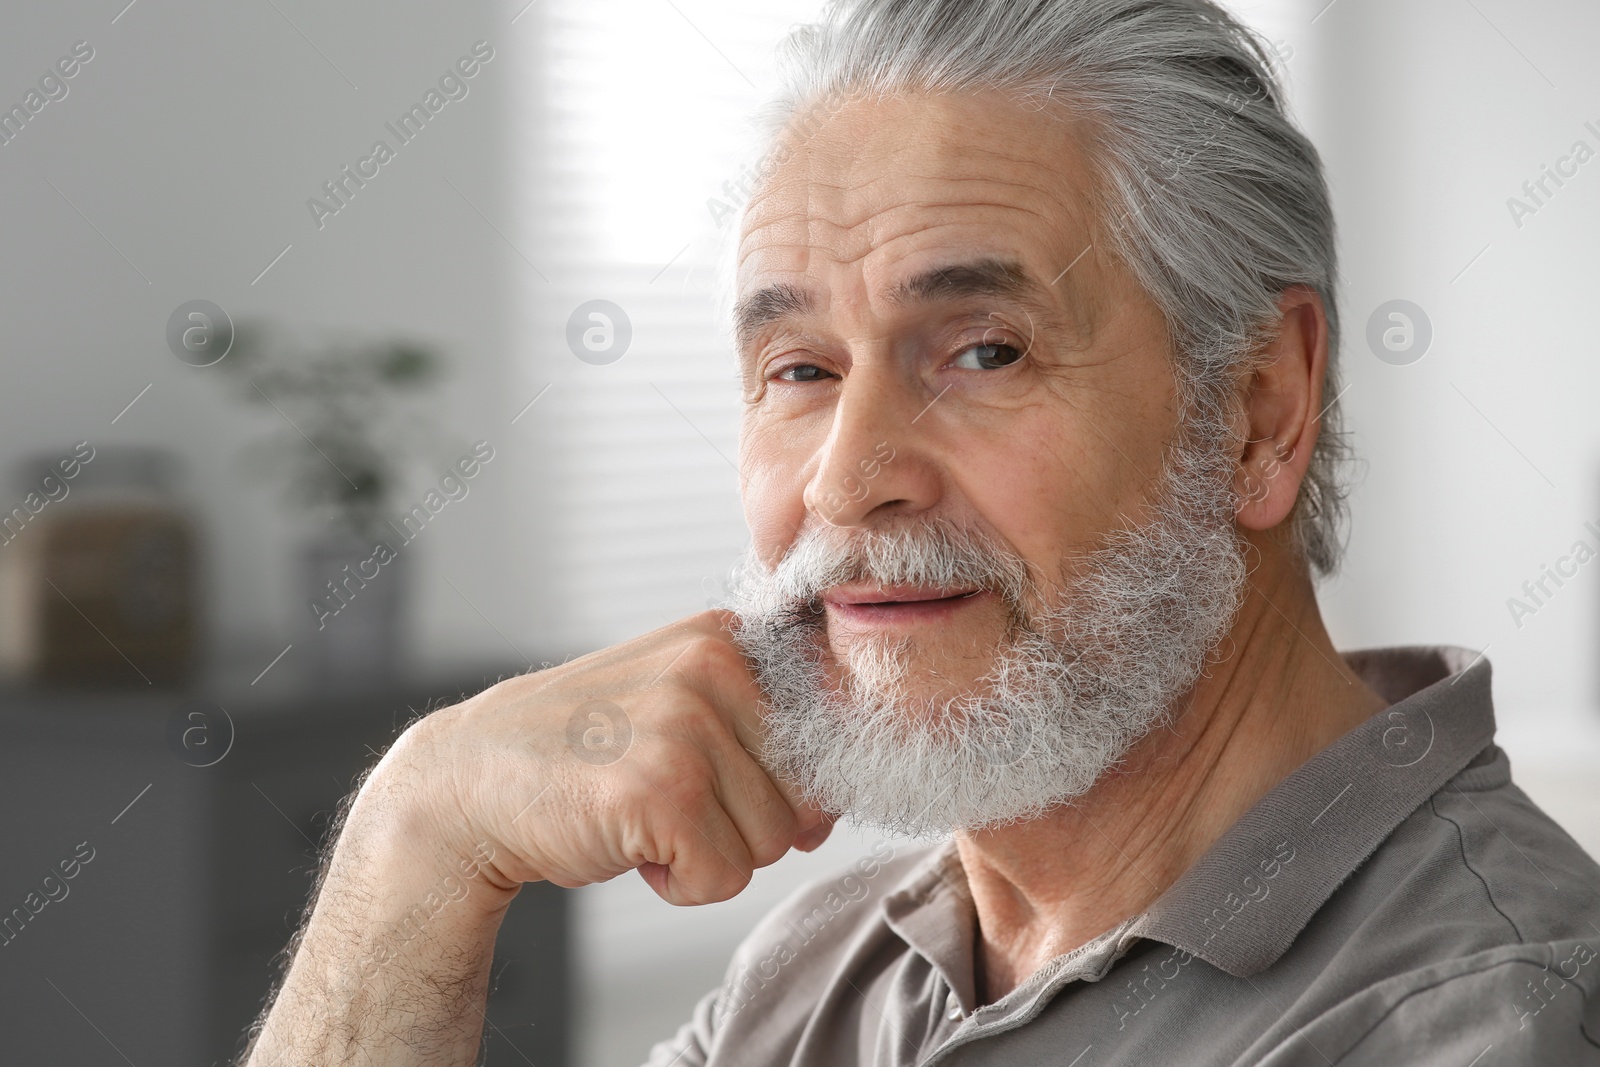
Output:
1232 285 1327 534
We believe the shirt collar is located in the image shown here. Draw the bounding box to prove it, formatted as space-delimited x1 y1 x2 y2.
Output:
1136 644 1496 975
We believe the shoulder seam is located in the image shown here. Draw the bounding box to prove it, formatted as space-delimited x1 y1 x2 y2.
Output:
1429 794 1524 942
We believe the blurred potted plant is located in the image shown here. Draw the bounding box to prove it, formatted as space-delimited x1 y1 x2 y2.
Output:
217 321 446 687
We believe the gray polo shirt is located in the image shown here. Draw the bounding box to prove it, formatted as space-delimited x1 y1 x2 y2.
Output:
643 646 1600 1065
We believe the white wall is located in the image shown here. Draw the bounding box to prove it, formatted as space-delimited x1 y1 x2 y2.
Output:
1296 0 1600 726
0 0 539 683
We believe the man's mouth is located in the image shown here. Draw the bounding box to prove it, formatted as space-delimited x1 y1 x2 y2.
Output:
820 583 989 624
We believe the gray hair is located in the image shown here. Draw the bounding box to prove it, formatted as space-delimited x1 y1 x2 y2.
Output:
743 0 1349 575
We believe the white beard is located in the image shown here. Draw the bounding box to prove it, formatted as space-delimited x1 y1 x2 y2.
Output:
725 426 1247 839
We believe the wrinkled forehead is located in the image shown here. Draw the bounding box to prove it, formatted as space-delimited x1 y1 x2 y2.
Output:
733 90 1107 315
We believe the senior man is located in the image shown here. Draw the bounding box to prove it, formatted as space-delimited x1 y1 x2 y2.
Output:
243 1 1600 1064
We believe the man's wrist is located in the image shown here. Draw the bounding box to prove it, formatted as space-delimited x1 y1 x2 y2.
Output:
335 831 510 981
332 728 523 932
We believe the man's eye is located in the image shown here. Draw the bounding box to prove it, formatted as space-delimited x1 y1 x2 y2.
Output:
952 343 1024 370
777 364 831 382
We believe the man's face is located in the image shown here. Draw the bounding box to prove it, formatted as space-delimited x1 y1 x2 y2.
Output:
735 89 1183 703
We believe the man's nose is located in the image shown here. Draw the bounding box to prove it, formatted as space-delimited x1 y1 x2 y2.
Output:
803 365 941 527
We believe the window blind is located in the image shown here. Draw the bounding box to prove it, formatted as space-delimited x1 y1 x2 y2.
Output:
514 0 826 656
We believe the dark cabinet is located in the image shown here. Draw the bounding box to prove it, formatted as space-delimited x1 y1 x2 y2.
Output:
0 675 570 1065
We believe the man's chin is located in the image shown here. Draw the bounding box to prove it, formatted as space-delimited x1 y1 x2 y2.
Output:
823 650 1003 726
827 621 1006 681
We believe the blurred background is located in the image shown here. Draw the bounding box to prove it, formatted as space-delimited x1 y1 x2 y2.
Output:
1 0 1597 1063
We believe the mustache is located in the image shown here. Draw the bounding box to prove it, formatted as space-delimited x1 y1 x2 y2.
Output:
733 515 1040 618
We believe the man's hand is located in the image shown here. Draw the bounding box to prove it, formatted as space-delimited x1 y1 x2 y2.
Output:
242 609 833 1066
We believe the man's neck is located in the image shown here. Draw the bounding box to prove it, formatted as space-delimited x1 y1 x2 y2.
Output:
954 537 1389 1004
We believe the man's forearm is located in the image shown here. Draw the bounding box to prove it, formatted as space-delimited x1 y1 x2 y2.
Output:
241 773 519 1066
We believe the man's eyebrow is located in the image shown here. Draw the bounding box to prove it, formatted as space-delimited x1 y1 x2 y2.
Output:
734 283 814 352
889 257 1042 306
733 257 1048 352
